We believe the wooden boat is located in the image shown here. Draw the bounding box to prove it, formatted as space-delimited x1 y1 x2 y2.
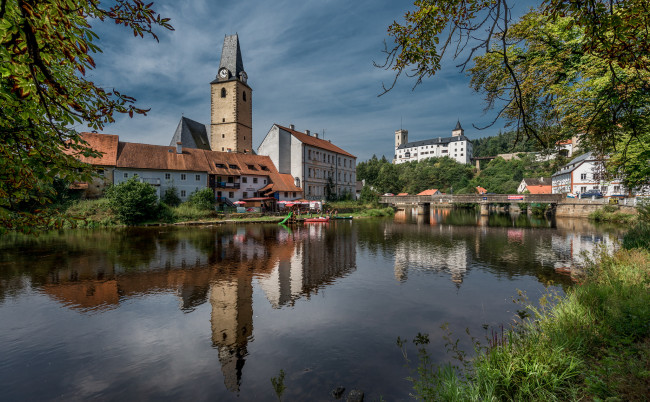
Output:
303 217 330 223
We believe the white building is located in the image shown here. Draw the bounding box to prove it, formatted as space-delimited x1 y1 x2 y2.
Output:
551 152 627 196
257 124 357 200
394 121 473 165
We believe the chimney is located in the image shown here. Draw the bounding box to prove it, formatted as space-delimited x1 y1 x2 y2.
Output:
176 141 182 154
305 129 310 136
289 124 295 130
314 133 319 139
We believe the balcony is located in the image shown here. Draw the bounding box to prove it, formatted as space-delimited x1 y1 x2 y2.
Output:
214 181 241 189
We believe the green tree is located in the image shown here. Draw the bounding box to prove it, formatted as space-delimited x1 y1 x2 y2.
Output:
0 0 173 232
187 188 215 210
379 0 649 190
105 178 159 225
162 186 181 207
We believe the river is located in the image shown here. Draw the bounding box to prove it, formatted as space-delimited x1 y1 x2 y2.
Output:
0 209 623 401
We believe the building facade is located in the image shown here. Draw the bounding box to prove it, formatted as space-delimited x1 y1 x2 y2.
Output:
551 152 627 196
394 121 473 165
257 124 357 200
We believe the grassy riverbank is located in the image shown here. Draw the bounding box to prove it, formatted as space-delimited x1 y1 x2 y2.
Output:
403 247 650 400
589 205 638 224
59 198 394 228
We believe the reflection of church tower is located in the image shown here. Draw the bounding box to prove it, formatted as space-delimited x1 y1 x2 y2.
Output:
209 276 253 392
210 34 253 153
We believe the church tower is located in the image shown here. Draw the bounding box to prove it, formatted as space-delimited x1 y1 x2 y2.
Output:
210 34 252 153
395 129 408 149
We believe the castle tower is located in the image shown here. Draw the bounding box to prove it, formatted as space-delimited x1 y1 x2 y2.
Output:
395 129 408 149
452 120 464 137
210 34 253 153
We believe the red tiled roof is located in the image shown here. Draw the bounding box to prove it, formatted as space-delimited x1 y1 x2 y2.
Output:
397 192 409 196
260 173 303 194
203 151 278 176
276 125 356 158
527 185 552 194
476 186 487 194
116 142 210 172
68 132 119 166
417 189 439 196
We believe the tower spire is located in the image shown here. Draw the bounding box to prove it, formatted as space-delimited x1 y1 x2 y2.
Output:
214 34 247 84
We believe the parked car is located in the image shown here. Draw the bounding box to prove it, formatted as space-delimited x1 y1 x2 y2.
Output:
579 189 603 199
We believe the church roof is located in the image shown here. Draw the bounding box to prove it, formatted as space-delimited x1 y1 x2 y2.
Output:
454 120 463 131
211 34 246 84
169 117 211 150
276 124 356 158
396 134 469 150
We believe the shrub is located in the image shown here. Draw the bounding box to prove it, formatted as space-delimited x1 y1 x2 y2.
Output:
161 186 181 207
187 188 215 210
105 178 159 225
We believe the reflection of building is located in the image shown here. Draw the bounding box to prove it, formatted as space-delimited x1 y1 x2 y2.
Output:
210 277 253 392
258 224 357 308
549 231 617 270
393 241 469 285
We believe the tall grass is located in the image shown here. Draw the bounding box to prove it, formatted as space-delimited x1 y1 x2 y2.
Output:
589 205 637 224
401 248 650 401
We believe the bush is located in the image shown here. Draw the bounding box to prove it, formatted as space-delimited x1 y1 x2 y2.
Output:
161 186 181 207
105 178 159 225
187 188 215 210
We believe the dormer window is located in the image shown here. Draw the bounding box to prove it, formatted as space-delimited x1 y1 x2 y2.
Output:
221 88 226 98
247 164 256 170
229 164 238 169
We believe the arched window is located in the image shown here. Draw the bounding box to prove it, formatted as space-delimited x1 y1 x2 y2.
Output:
221 88 226 98
243 91 247 102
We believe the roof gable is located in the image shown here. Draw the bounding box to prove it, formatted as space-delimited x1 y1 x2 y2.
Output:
73 132 119 166
169 117 211 150
276 124 356 158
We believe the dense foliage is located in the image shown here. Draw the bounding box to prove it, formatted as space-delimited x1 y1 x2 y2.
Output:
161 186 182 207
357 153 563 195
381 0 649 190
105 178 159 225
472 130 538 158
0 0 172 232
187 188 216 211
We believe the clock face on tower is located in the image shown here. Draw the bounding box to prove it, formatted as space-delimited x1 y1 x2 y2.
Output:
239 71 248 83
218 68 229 79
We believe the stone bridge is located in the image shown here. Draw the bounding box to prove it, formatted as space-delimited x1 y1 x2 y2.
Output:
379 194 616 217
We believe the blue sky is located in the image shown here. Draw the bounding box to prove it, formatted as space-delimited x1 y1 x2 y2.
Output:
87 0 535 162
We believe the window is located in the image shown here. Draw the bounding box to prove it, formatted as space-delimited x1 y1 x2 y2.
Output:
263 179 266 184
581 186 587 192
243 192 248 198
222 134 225 138
180 190 186 197
284 192 288 197
229 192 234 198
181 174 186 180
613 185 620 192
165 173 171 180
243 91 246 101
229 164 238 169
242 177 247 183
260 165 270 171
97 168 104 176
195 174 201 181
247 164 255 170
123 172 128 178
227 177 233 183
221 88 226 98
215 163 225 168
580 173 587 180
253 178 258 183
293 192 296 197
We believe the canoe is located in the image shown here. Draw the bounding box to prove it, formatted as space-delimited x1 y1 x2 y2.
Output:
304 217 330 223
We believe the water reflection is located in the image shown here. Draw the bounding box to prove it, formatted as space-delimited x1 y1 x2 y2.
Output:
0 214 624 400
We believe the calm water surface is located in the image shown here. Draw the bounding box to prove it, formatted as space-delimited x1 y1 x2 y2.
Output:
0 210 622 401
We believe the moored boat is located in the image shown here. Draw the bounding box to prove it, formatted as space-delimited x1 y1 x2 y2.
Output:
303 217 330 223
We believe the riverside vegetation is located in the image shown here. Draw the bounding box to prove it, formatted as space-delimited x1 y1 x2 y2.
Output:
55 178 394 229
400 205 650 401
